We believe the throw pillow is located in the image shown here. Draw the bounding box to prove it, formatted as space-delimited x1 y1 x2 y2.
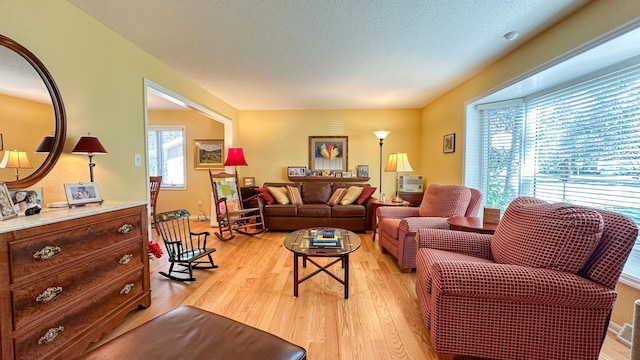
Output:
355 186 377 205
491 196 604 274
328 188 347 205
286 185 303 205
268 186 290 205
254 188 275 205
340 186 364 205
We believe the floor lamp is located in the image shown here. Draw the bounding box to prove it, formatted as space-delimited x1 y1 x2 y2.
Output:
373 131 390 199
384 152 413 202
224 147 248 180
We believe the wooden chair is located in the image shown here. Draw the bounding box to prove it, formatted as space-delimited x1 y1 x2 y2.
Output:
209 170 266 240
149 176 162 227
155 209 218 281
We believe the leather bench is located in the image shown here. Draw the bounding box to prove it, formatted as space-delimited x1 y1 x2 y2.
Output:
82 306 307 360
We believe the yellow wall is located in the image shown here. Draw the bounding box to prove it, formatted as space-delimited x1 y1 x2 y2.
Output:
0 94 53 180
148 109 224 216
238 109 421 197
0 0 238 205
420 0 640 325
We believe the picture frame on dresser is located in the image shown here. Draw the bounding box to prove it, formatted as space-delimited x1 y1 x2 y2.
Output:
0 182 17 220
64 182 103 207
8 188 43 216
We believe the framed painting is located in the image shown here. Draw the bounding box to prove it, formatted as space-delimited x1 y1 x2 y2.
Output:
308 136 348 172
443 133 456 153
194 139 224 170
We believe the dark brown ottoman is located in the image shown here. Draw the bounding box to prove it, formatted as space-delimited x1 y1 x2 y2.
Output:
82 306 307 360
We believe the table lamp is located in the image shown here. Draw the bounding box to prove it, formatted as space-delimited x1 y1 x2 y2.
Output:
0 150 31 180
72 134 107 182
384 152 413 202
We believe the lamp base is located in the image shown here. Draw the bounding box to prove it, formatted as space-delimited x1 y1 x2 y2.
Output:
392 196 404 203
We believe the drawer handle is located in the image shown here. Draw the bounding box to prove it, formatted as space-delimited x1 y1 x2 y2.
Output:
38 326 64 344
118 224 134 234
36 286 63 303
120 283 135 295
33 245 61 260
119 254 134 264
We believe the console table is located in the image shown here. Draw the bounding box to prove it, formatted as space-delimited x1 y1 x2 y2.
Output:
0 202 150 360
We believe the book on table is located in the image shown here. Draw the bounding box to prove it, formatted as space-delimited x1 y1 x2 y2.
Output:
310 229 341 247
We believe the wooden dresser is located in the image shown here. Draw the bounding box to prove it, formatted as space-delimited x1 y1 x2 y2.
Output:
0 202 151 360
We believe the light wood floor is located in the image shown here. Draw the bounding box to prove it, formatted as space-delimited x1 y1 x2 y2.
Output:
91 221 631 360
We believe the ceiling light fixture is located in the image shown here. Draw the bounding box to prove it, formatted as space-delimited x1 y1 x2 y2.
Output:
503 31 520 41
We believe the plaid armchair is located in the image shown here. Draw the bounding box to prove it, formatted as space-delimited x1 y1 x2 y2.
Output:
415 196 638 360
378 183 481 272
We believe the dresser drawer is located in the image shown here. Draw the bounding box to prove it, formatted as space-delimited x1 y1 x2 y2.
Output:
8 211 142 283
11 240 143 331
13 268 145 360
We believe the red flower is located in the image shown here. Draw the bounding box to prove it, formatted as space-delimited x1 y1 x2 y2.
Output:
148 241 163 259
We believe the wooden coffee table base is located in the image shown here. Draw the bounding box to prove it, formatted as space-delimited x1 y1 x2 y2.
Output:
294 253 350 298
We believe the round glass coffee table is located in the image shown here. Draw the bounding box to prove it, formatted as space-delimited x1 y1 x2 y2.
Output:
283 228 361 299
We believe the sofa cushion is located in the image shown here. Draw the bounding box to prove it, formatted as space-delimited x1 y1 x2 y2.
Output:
328 188 347 205
286 185 303 205
491 196 604 274
268 186 290 205
332 204 365 218
254 188 275 205
301 182 332 203
355 186 376 205
263 204 297 216
340 186 364 205
298 204 331 217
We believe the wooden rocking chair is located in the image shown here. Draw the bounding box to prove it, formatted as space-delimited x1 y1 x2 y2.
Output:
209 170 267 240
149 176 162 228
155 209 218 281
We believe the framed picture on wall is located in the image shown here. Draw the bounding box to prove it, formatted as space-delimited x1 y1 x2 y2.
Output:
443 133 456 153
194 139 224 170
308 136 348 172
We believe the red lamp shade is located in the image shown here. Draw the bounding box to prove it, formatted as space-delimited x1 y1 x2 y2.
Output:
72 136 107 154
224 148 248 167
35 136 56 153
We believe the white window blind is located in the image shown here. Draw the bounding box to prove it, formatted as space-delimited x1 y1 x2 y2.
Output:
475 61 640 280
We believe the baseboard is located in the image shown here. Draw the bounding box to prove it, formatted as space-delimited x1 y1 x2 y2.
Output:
609 320 632 348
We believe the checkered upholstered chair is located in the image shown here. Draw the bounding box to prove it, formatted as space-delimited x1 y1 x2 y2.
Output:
415 196 638 360
378 183 482 272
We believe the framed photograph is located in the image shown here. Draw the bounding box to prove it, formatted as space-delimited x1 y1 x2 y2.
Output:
288 166 307 177
242 177 256 186
443 133 456 153
309 136 348 172
0 182 17 220
357 165 369 178
335 172 342 178
9 188 42 215
342 171 352 178
194 139 224 170
64 182 103 207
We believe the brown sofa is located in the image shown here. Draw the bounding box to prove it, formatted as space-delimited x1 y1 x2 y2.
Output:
260 182 375 232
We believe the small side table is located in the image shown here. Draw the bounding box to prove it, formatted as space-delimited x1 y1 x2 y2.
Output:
371 199 410 241
447 216 498 235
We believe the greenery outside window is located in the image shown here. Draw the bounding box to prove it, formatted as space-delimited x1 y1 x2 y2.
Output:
467 60 640 281
148 126 186 189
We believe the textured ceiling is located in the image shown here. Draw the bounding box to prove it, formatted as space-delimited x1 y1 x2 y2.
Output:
66 0 589 110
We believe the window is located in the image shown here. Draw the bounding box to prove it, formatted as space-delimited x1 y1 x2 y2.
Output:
148 126 186 188
468 60 640 282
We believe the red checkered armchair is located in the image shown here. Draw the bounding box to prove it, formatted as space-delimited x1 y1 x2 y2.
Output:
378 183 482 272
416 196 638 360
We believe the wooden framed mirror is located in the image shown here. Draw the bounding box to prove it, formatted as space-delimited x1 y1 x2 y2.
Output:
0 34 66 189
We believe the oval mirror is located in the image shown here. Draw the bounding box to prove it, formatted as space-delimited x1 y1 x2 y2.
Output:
0 34 66 190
